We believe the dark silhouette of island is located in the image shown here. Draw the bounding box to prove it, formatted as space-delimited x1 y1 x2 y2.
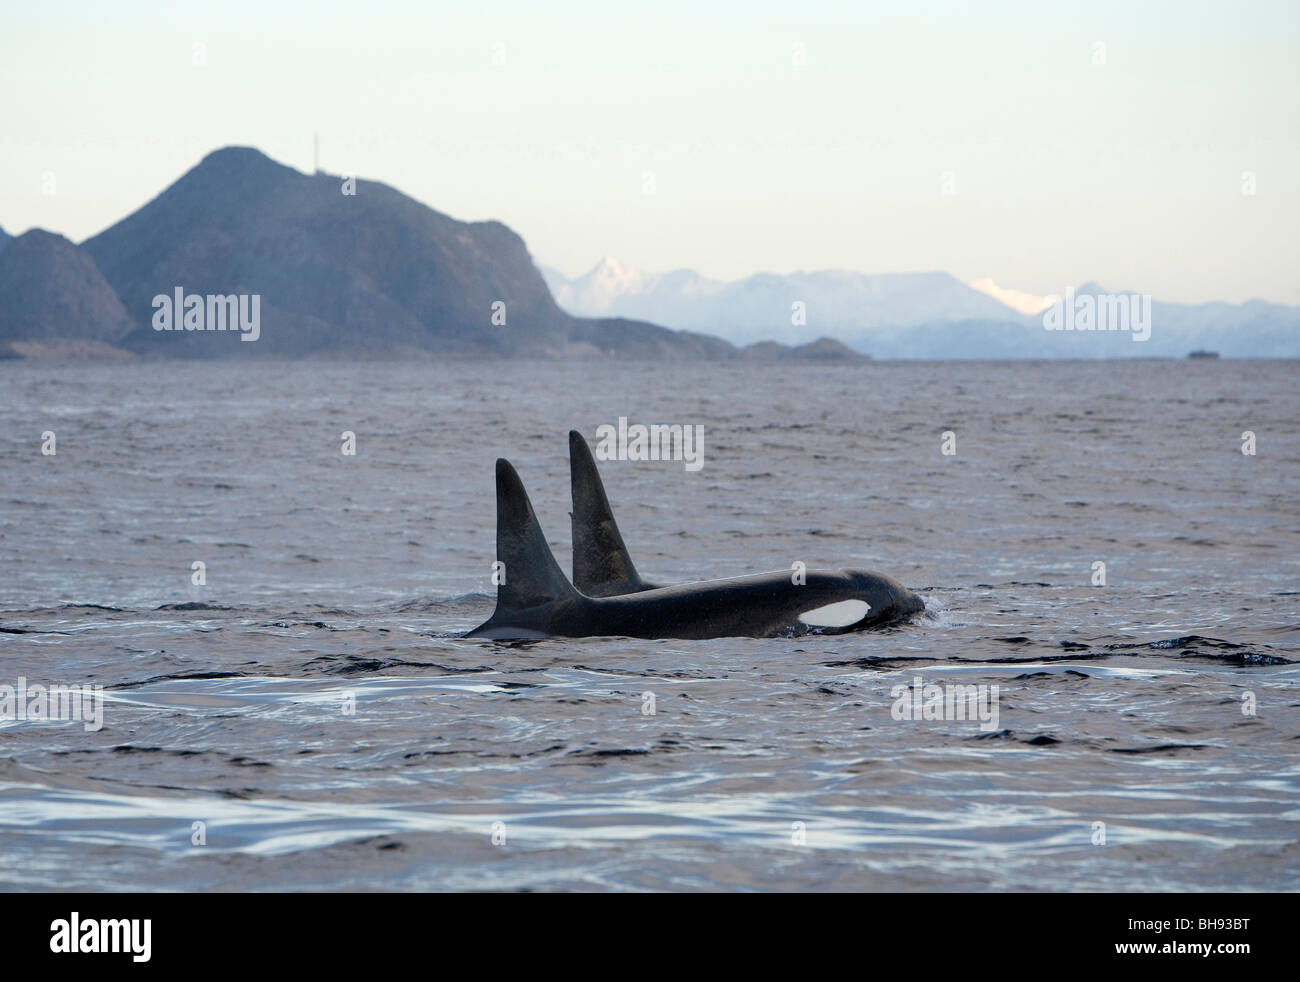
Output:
740 338 870 362
0 229 138 359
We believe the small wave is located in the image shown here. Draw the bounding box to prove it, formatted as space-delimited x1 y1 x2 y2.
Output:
1104 635 1293 666
1110 743 1214 755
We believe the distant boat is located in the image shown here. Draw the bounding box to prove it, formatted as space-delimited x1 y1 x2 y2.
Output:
1188 349 1220 359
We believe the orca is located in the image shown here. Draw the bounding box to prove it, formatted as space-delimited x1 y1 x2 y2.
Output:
468 457 924 641
569 430 919 623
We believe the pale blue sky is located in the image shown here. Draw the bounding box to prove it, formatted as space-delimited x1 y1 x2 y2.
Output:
2 0 1296 303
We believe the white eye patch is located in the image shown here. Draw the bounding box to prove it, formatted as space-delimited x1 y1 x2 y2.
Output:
797 599 871 629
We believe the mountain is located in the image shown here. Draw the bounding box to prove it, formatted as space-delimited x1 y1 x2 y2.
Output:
0 226 10 252
79 147 727 359
0 229 138 357
545 260 1300 358
861 284 1300 359
568 316 735 360
543 260 1029 346
5 148 1296 361
542 256 650 316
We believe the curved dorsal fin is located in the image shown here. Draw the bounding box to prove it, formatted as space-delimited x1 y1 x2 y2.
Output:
568 430 654 597
491 458 579 613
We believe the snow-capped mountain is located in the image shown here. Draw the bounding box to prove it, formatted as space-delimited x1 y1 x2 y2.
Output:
967 277 1054 315
542 259 1300 358
542 256 650 316
542 260 1023 346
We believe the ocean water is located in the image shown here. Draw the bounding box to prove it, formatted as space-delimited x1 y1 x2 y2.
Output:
0 358 1296 892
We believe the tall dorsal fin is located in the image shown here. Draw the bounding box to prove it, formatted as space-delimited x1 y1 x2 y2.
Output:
568 430 653 597
491 458 579 613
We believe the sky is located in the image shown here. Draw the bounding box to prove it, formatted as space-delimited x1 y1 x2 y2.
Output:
1 0 1296 304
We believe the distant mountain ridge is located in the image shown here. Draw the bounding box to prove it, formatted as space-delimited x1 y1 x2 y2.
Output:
2 148 1297 359
543 259 1300 358
542 258 1021 345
